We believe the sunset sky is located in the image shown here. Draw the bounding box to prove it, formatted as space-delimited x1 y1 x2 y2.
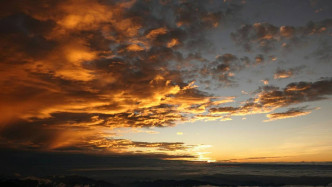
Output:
0 0 331 164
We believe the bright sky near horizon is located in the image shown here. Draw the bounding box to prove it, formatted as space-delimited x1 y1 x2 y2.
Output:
0 0 331 163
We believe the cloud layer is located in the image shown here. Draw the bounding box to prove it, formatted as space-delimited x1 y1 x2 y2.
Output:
0 0 241 159
0 0 331 160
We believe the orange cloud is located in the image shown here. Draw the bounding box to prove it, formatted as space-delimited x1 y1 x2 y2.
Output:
146 27 168 39
167 38 179 48
126 44 145 51
0 0 231 158
261 79 269 85
274 69 293 79
0 0 330 162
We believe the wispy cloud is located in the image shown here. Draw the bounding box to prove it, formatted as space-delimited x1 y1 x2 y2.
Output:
265 106 313 122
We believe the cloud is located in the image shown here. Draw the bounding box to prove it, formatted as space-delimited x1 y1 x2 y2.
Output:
274 66 304 79
231 22 279 52
0 0 243 158
69 137 194 152
1 0 330 162
208 78 332 120
219 156 288 162
255 54 265 64
209 107 239 114
265 106 312 122
177 132 183 135
231 19 332 52
274 69 294 79
261 79 269 85
195 114 231 122
196 53 258 87
255 78 332 107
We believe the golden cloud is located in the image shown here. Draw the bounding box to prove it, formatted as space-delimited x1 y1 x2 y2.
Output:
0 0 230 159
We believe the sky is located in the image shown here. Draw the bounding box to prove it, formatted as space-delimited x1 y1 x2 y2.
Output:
0 0 331 165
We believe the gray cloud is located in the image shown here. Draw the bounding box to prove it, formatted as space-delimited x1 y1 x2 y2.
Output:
209 78 332 121
231 19 332 52
265 106 312 122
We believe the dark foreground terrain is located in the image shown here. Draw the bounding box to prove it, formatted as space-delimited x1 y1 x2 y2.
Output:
1 174 331 187
1 151 331 186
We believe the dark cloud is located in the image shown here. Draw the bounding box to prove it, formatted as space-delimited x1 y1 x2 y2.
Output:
55 138 193 153
231 22 279 52
0 13 56 62
208 78 332 121
209 106 239 114
255 54 264 64
256 78 332 107
265 106 312 122
231 19 332 52
0 114 198 155
196 53 255 87
192 53 270 87
211 53 241 85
